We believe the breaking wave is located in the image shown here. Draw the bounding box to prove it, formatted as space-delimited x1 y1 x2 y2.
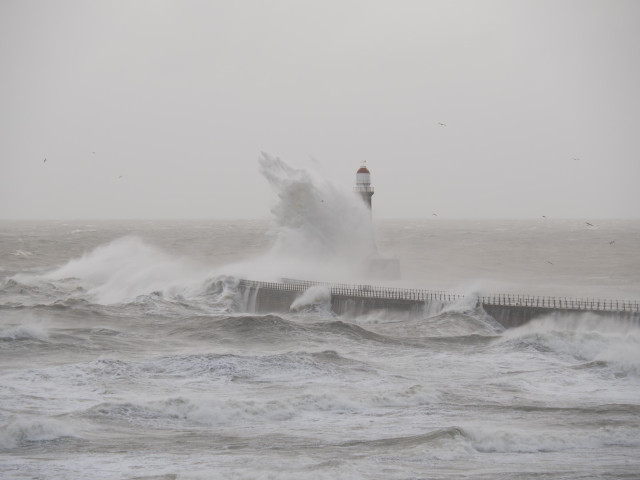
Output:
3 238 245 314
467 424 640 453
0 324 48 342
0 416 76 450
499 313 640 375
40 236 209 305
290 285 332 312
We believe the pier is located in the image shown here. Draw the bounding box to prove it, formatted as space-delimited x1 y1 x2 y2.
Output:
238 278 640 328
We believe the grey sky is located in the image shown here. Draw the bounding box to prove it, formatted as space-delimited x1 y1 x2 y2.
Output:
1 0 639 220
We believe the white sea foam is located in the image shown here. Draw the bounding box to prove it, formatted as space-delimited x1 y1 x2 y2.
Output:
0 416 74 449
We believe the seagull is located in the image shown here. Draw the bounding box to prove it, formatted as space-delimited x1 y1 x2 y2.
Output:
609 240 615 245
586 222 594 227
438 122 447 126
573 157 581 161
542 215 546 219
432 213 438 217
546 260 554 265
118 175 123 179
43 157 47 163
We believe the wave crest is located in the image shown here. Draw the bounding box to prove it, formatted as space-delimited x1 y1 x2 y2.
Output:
499 314 640 375
0 417 75 450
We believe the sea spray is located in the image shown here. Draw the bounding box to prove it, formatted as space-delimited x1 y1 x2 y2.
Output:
257 152 376 281
290 285 332 312
8 237 214 306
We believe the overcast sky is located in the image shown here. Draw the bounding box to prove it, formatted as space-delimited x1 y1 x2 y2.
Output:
1 0 639 220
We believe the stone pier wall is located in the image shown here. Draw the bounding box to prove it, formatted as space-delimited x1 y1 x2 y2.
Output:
237 279 640 329
482 303 640 328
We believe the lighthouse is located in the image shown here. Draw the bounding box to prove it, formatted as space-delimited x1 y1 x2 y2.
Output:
353 162 401 279
354 162 374 209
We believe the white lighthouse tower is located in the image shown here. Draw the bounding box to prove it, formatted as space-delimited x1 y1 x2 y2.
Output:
353 162 401 279
354 162 374 209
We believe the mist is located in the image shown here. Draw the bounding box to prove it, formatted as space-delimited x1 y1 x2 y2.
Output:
1 0 640 220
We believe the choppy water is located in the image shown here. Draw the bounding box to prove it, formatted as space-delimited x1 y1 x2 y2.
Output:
1 219 639 479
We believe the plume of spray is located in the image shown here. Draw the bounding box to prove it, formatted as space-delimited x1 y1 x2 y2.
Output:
231 152 377 282
41 236 210 304
14 153 378 306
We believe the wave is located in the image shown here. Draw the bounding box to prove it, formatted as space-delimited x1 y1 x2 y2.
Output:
315 320 396 343
290 285 332 312
467 423 640 453
29 350 373 397
11 249 34 258
172 311 496 350
41 236 210 305
0 416 76 450
341 422 640 456
167 314 408 348
498 313 640 375
333 427 474 461
350 305 501 342
148 351 360 381
83 392 363 427
342 427 468 448
2 154 384 311
180 314 309 342
0 324 48 342
3 240 246 316
81 382 440 430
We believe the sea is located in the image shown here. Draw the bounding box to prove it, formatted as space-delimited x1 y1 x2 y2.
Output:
1 216 640 480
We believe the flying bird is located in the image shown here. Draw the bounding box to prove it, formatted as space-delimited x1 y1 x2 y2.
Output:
586 222 594 227
546 260 554 265
609 240 615 245
573 157 581 161
438 122 447 126
43 157 47 163
432 213 438 217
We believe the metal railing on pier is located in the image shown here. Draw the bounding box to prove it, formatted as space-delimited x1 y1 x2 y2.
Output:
479 294 640 313
238 278 640 314
280 278 463 302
